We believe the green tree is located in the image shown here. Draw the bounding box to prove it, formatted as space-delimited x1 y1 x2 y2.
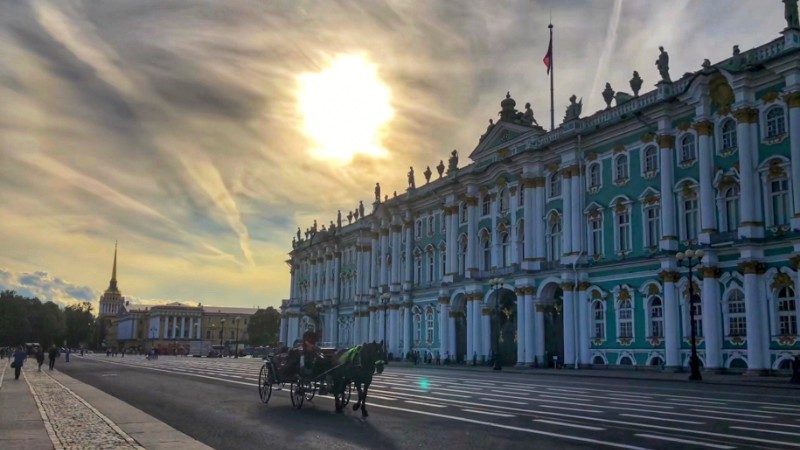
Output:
0 290 32 345
247 307 280 346
0 290 66 347
64 302 94 347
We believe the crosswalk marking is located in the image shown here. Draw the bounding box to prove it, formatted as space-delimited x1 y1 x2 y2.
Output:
534 419 605 431
635 433 735 449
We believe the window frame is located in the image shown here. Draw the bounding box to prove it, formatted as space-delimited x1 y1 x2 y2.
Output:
678 133 697 166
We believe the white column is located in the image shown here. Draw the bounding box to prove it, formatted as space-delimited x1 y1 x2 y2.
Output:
481 309 491 361
465 299 474 359
570 167 583 253
490 193 499 268
522 179 535 261
380 230 389 286
516 288 526 365
448 314 457 359
562 283 576 367
659 135 677 250
370 233 379 290
404 225 413 283
510 188 519 264
445 208 456 275
534 181 546 260
402 306 411 357
331 305 339 347
700 262 722 369
472 297 482 358
182 316 187 339
523 292 534 364
438 300 449 355
662 272 680 368
734 108 759 238
577 286 590 366
561 170 573 257
466 194 478 274
391 227 401 284
786 92 800 230
188 318 193 340
742 262 768 371
534 301 545 363
696 120 716 243
172 316 178 339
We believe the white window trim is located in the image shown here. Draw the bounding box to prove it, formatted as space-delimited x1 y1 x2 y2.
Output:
675 182 699 243
610 199 633 256
591 299 606 341
584 205 604 259
640 145 660 179
676 132 698 168
548 172 562 199
758 158 791 229
765 267 800 338
721 285 746 339
715 116 738 156
611 285 635 342
760 102 788 143
586 161 603 193
612 152 630 186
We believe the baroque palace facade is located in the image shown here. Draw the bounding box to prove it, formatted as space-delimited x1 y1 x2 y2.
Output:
98 245 258 354
281 14 800 373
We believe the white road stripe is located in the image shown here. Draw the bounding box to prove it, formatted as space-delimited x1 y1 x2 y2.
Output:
635 433 735 449
690 408 774 419
479 397 528 405
405 400 446 409
730 426 800 436
534 419 605 431
620 414 703 425
461 409 516 417
610 401 673 410
368 395 397 401
539 404 604 414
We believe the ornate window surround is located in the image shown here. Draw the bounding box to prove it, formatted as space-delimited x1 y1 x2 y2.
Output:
640 145 659 179
584 202 604 260
586 161 602 193
716 116 738 156
758 156 792 231
760 102 788 144
611 284 635 345
676 132 698 168
765 267 799 345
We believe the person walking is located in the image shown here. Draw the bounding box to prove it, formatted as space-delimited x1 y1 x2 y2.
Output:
35 347 45 372
11 346 27 380
48 345 58 371
65 347 70 363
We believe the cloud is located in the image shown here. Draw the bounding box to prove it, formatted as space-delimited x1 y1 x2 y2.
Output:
0 1 787 307
0 268 98 306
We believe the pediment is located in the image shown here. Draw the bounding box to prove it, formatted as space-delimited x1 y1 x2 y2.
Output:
469 121 542 161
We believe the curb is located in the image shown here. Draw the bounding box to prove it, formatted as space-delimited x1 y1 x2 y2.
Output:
389 362 800 390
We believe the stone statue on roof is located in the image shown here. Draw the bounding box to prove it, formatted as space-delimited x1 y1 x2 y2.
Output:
630 71 643 97
424 166 432 183
347 211 353 224
312 219 318 232
296 227 301 242
358 200 365 218
656 46 671 83
447 150 458 174
374 182 381 203
786 0 799 29
564 95 582 122
337 210 342 229
480 119 495 142
436 160 445 178
602 83 615 109
521 102 538 126
408 167 416 189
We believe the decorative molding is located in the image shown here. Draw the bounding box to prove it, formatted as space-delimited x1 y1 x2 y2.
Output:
783 91 800 108
657 134 674 149
732 107 758 124
641 132 655 143
699 266 721 278
659 270 680 283
738 261 766 275
692 120 713 136
676 121 691 132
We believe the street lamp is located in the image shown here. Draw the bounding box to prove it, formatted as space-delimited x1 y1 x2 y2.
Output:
490 277 505 371
234 317 241 359
676 248 704 381
220 318 226 356
209 323 216 357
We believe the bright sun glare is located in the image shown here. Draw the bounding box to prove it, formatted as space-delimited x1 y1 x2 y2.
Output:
298 54 394 164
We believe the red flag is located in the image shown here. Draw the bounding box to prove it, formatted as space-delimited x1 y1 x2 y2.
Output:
543 37 552 74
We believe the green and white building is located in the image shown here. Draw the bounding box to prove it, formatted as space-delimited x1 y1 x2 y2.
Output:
281 14 800 373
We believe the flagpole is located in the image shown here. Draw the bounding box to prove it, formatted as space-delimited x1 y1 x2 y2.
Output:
549 22 554 131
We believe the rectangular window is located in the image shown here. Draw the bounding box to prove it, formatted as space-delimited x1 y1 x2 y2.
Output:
684 198 698 240
771 179 789 226
645 206 660 248
482 196 491 216
589 217 602 256
617 212 631 253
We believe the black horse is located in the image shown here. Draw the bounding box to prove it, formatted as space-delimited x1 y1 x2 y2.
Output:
330 341 385 417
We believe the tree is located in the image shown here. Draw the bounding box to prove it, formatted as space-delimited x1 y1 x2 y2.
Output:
64 302 94 347
247 307 280 346
0 290 65 347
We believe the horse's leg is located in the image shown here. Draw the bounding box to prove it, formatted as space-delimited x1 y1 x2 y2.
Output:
353 380 364 411
334 378 344 413
361 377 371 418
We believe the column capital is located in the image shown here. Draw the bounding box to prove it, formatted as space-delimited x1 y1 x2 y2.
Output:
437 296 450 305
657 134 675 149
738 261 767 275
699 266 721 278
464 196 478 206
577 281 591 291
692 120 714 136
789 254 800 269
659 270 680 283
520 178 537 189
561 281 576 291
732 107 759 124
783 91 800 108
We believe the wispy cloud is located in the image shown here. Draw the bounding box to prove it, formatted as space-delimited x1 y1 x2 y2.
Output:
0 267 98 306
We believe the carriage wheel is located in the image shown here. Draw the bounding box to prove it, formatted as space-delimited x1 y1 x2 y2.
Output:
341 383 352 407
304 382 316 402
258 365 273 404
290 377 306 409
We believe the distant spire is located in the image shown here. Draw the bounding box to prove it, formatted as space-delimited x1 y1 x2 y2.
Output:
107 241 119 293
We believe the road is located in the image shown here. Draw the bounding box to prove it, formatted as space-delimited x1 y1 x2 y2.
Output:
59 355 800 450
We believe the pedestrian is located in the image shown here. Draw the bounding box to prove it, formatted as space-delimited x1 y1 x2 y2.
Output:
65 347 70 363
121 348 125 358
35 347 45 372
11 346 27 380
48 345 58 371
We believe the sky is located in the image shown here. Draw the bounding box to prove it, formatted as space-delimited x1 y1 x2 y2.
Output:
0 0 787 310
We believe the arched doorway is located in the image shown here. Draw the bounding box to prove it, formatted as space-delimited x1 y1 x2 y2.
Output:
451 293 467 363
489 288 517 366
539 283 563 368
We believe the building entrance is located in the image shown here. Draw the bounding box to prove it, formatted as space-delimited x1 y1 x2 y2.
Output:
489 288 517 366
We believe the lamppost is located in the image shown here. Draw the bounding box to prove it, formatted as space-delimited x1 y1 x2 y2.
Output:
676 248 704 381
380 294 390 356
234 317 241 359
490 277 505 371
193 322 200 356
220 318 226 356
209 323 216 357
149 326 157 352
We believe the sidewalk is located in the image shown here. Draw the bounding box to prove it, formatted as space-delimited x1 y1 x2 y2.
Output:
0 362 213 449
391 361 800 389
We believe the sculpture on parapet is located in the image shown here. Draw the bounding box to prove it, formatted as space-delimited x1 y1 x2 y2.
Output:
408 167 416 189
296 227 301 242
337 210 342 229
520 102 538 126
347 211 353 224
374 182 381 203
602 83 615 109
786 0 799 29
447 150 459 175
354 208 360 221
499 91 517 122
702 59 711 69
292 236 296 248
312 219 318 232
329 221 335 233
436 160 445 179
656 47 671 83
424 166 432 183
479 119 495 142
630 71 643 97
563 95 582 122
358 200 365 219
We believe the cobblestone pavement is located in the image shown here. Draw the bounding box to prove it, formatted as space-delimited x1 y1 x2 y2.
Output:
23 368 143 450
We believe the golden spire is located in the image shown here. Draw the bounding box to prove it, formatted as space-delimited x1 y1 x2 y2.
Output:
107 241 119 293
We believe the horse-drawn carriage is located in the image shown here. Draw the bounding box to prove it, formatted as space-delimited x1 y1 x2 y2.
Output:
257 340 385 416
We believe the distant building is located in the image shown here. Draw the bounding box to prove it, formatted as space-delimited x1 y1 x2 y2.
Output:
282 12 800 373
97 245 259 354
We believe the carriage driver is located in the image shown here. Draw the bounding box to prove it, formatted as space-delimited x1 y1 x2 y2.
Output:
299 330 321 373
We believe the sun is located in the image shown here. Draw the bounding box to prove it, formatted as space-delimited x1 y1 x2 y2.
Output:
298 54 394 164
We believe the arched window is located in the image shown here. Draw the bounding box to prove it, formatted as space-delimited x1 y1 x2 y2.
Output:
721 119 737 151
777 287 797 336
648 296 664 338
687 293 702 338
592 300 605 339
482 194 491 216
643 146 658 173
413 307 422 343
766 106 786 139
549 172 561 198
723 185 740 232
415 220 422 238
546 214 562 261
439 247 446 280
681 192 699 241
588 212 603 257
617 299 633 338
414 255 422 284
769 176 790 226
614 154 629 182
679 134 696 164
614 205 631 254
427 249 435 282
727 289 746 337
516 221 525 261
644 205 660 248
425 306 435 344
427 216 435 236
481 231 491 270
500 231 510 267
499 189 510 213
457 234 467 274
460 202 468 223
588 163 601 189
